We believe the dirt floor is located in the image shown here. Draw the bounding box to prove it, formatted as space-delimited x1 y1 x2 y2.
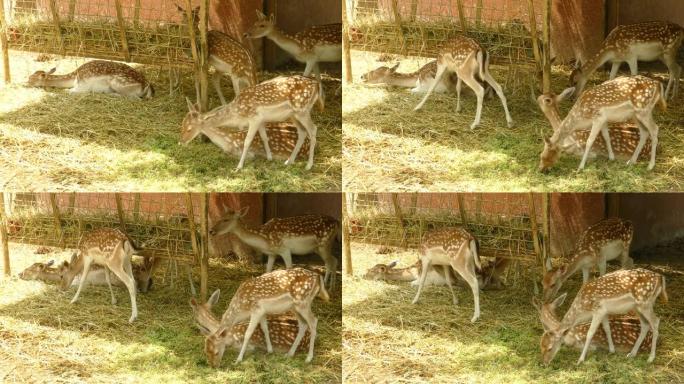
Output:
0 51 341 192
0 242 342 384
343 241 684 384
343 50 684 192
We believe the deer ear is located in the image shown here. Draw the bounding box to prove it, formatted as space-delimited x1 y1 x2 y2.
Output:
70 252 78 263
531 296 540 311
390 62 400 72
238 206 249 218
544 258 552 271
255 9 266 20
47 67 57 75
218 327 229 338
557 87 575 102
46 259 55 267
558 264 567 275
175 4 184 12
388 260 398 268
544 137 552 145
208 289 220 306
552 292 568 308
186 97 196 112
189 297 198 308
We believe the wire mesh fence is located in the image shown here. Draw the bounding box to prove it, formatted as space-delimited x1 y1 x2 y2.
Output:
346 192 544 262
349 0 543 67
3 192 201 263
4 0 196 66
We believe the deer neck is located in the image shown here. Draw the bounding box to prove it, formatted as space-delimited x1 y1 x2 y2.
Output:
577 48 615 85
197 306 221 334
265 28 304 58
540 305 563 332
385 72 420 88
228 222 272 254
197 106 245 151
44 73 78 88
385 266 418 281
36 268 63 282
563 250 593 280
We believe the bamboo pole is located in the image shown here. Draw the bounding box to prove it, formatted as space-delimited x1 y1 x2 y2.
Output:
390 0 406 54
541 193 550 271
68 192 76 214
68 0 76 21
48 194 64 247
48 0 64 52
185 0 200 103
527 0 542 75
390 193 407 248
475 0 483 27
456 0 468 33
0 192 9 276
457 194 468 226
0 0 9 83
200 193 209 301
133 193 141 222
342 0 352 84
606 194 620 218
133 0 142 29
197 0 209 111
527 193 542 268
185 193 200 265
342 192 353 276
410 0 418 21
542 0 551 92
114 0 131 62
114 193 127 232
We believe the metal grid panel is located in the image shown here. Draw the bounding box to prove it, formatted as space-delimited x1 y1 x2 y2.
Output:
3 192 201 262
350 0 542 65
347 192 542 261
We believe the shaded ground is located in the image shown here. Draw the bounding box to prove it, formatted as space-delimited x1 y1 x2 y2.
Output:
0 242 342 384
343 241 684 384
343 50 684 192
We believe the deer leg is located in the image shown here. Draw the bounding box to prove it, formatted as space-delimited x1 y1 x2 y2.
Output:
303 60 316 77
108 254 138 323
626 58 638 76
285 118 307 166
628 121 649 165
455 77 463 113
602 317 615 353
317 244 337 290
104 267 117 305
481 68 514 128
635 112 659 170
582 266 590 283
265 254 277 272
294 304 318 363
609 61 621 79
313 62 322 84
70 257 93 304
288 311 308 357
412 257 431 304
279 249 293 269
259 317 273 353
443 266 458 305
212 71 227 105
237 312 264 362
578 313 604 364
257 123 273 161
635 305 660 362
648 317 660 363
598 252 608 276
663 52 681 100
621 243 634 268
452 257 481 322
628 313 651 358
600 125 615 160
295 112 318 170
579 119 606 170
414 63 448 111
458 70 485 130
237 121 261 170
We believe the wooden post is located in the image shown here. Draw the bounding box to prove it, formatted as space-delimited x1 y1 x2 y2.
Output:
606 0 619 35
184 0 200 103
342 0 353 84
527 0 542 76
185 193 200 264
114 0 131 62
48 194 64 247
263 0 278 71
342 192 353 276
48 0 64 52
390 0 406 54
410 0 418 21
456 0 468 34
0 0 9 83
199 193 209 301
475 0 484 27
542 0 551 93
67 192 76 214
0 192 10 276
133 193 141 222
68 0 76 21
197 0 210 111
133 0 142 29
606 194 620 218
528 193 542 268
457 194 468 226
541 193 551 271
114 193 127 232
390 193 407 248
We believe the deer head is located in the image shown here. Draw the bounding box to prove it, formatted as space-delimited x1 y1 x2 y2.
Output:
18 260 55 280
209 207 249 236
363 260 399 280
244 10 276 39
27 67 57 87
539 293 570 365
360 63 401 84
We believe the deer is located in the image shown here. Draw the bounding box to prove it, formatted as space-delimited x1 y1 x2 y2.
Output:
532 296 653 357
538 76 666 172
189 289 310 354
27 60 154 99
361 60 494 97
245 10 341 84
179 118 310 162
209 208 339 290
180 75 323 170
542 217 634 301
570 21 683 100
411 227 482 323
204 268 329 366
540 268 666 365
19 256 159 293
176 5 257 104
60 228 141 323
414 36 514 130
537 88 652 161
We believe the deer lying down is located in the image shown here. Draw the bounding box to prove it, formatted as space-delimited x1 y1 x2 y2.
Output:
28 60 154 99
18 256 159 293
190 289 310 354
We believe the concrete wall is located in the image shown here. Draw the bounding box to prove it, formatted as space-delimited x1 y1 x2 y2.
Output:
617 194 684 250
610 0 684 27
550 0 606 65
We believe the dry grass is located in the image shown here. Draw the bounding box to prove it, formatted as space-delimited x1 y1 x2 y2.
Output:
343 241 684 384
343 50 684 192
0 50 341 192
0 242 342 383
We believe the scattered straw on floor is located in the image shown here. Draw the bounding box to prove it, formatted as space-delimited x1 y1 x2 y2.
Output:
343 242 684 384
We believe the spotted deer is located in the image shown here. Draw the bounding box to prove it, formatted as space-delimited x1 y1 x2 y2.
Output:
27 60 154 99
245 10 341 83
539 76 666 172
412 227 481 322
20 257 159 293
176 5 257 103
60 228 141 323
414 36 514 130
537 87 652 161
209 209 339 290
532 296 652 357
179 117 310 162
189 289 310 354
204 268 329 366
180 75 323 170
570 21 683 100
541 269 666 365
543 218 633 301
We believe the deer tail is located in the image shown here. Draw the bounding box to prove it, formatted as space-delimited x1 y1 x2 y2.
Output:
477 49 488 81
316 81 325 112
660 275 668 304
317 274 330 302
470 239 481 271
658 82 667 111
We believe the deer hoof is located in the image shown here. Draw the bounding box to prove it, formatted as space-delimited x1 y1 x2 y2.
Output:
626 351 636 358
305 355 313 363
469 123 479 130
507 120 515 128
305 163 313 171
647 355 655 363
647 162 655 171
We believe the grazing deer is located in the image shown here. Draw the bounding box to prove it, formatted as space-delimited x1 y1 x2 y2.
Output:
537 88 652 161
542 218 633 301
179 118 310 162
189 289 310 354
570 21 683 100
532 296 652 357
60 228 141 323
541 268 666 365
414 36 514 130
539 76 666 172
245 10 341 83
180 75 323 170
176 5 257 103
20 257 159 293
209 209 339 290
27 60 154 99
204 268 328 366
412 228 481 322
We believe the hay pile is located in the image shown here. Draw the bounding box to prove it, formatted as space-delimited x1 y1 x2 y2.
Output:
0 51 341 191
343 241 684 383
0 242 342 383
343 50 684 192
